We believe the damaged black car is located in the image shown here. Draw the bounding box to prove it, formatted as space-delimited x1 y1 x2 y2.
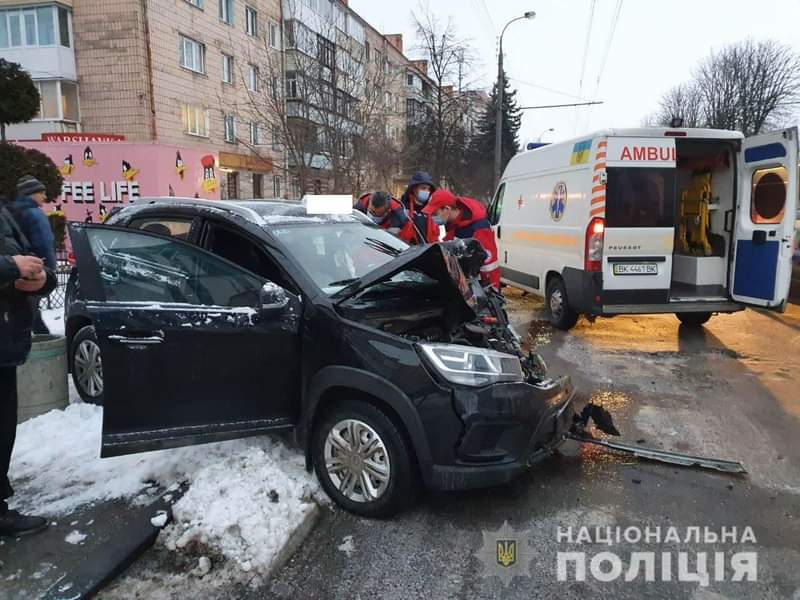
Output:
65 198 575 517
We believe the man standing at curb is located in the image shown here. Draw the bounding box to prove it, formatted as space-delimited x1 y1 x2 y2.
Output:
11 176 57 335
0 201 56 536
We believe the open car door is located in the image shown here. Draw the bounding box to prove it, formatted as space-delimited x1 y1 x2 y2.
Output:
68 223 301 457
732 127 798 310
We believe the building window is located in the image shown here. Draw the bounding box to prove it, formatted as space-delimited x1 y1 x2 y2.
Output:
35 81 59 119
245 6 257 36
268 21 280 48
223 114 236 143
248 64 259 91
57 7 70 47
273 175 281 198
219 0 233 24
60 81 79 121
184 0 203 8
182 104 209 136
222 54 233 84
0 6 57 48
365 41 370 61
272 125 281 150
407 73 414 86
317 34 334 68
227 172 239 199
250 121 262 145
252 173 263 198
285 72 297 98
179 35 205 73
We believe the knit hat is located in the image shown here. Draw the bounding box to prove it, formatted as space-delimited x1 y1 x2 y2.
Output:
16 175 46 197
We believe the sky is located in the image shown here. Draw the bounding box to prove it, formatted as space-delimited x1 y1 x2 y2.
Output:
349 0 800 146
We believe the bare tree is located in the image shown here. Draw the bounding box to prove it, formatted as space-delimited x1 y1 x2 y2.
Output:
651 39 800 135
405 9 475 185
237 1 401 196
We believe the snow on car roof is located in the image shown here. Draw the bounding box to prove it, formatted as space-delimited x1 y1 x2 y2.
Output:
237 200 370 226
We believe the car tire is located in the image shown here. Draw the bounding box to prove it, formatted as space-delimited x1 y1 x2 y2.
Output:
675 312 712 327
70 325 104 405
312 399 418 518
546 277 579 330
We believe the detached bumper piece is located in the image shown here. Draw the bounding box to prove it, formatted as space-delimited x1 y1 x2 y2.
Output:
569 433 747 474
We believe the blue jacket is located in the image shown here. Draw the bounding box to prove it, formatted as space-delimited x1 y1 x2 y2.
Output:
10 195 57 270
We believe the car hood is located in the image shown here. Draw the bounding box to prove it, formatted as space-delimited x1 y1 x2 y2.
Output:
330 242 478 315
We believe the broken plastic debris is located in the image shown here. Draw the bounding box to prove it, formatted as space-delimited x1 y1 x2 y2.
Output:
193 556 212 577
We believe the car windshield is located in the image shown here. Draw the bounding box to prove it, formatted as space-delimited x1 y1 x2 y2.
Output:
271 223 412 294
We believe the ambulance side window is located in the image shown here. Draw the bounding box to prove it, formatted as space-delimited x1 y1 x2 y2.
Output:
488 183 505 225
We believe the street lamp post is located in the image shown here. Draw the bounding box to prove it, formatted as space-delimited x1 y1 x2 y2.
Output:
494 10 535 190
537 127 555 142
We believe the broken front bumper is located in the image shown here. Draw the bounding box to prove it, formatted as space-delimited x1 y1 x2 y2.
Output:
429 376 575 491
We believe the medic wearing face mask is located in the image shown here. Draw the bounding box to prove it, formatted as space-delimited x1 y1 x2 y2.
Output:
355 191 417 244
423 189 501 289
399 171 439 244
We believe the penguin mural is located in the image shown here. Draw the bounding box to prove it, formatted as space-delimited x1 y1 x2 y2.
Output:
98 203 108 222
200 154 217 193
121 159 140 181
175 151 186 179
84 209 93 223
82 146 96 167
58 154 74 176
168 184 176 197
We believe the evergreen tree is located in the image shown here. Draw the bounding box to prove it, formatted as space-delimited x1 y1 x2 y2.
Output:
466 71 521 199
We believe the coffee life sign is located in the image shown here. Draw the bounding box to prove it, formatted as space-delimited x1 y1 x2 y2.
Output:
59 180 141 204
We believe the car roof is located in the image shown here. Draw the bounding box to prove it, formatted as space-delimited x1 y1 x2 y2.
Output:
129 197 370 227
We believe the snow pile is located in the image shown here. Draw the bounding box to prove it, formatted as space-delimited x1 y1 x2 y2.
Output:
10 404 319 573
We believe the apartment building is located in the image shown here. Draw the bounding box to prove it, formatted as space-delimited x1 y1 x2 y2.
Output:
2 0 438 202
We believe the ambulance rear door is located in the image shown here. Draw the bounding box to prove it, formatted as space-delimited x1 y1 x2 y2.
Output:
731 127 798 310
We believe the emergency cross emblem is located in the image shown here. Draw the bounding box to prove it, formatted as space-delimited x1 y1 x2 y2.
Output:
550 182 567 222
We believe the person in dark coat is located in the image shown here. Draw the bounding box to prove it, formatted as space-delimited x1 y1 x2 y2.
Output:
0 203 56 536
11 176 57 334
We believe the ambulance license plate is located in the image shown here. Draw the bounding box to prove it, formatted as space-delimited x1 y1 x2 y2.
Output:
613 263 658 275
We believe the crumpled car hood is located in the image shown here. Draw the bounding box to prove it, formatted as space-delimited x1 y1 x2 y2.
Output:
330 242 478 317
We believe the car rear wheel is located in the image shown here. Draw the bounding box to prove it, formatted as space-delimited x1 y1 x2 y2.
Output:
70 325 104 405
546 277 579 330
675 312 712 327
312 399 418 518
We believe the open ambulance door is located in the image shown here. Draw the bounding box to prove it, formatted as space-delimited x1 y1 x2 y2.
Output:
731 127 798 310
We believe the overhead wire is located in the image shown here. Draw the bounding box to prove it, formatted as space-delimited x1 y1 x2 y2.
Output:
574 0 597 134
583 0 624 132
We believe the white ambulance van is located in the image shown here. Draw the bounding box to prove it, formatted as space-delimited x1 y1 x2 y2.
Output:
488 127 798 329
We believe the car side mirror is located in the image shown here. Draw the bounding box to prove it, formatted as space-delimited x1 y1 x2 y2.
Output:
259 282 289 315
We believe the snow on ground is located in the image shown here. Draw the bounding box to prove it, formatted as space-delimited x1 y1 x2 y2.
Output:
41 307 65 336
10 403 320 575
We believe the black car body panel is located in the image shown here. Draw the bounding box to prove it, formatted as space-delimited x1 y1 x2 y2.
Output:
65 199 575 492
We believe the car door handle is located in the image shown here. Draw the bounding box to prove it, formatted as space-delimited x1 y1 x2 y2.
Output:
108 332 165 345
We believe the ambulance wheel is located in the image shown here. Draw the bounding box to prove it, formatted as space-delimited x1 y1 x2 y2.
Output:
546 278 578 330
676 312 712 327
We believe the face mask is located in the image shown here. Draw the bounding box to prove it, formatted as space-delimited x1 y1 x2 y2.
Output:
432 215 446 226
368 213 387 225
416 190 431 204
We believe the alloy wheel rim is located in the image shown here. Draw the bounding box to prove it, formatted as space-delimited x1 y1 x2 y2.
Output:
74 339 103 398
550 289 564 319
323 418 391 503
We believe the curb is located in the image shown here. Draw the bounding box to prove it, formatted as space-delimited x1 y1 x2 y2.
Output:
268 503 321 577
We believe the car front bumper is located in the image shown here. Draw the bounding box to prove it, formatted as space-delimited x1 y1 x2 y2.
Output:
428 375 575 491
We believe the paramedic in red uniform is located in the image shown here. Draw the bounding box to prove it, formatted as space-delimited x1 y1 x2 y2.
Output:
354 191 417 244
423 189 501 289
399 171 440 244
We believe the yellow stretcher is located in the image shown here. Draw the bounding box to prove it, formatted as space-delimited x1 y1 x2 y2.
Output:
678 173 713 256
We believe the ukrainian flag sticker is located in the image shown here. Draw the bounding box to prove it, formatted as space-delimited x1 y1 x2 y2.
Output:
570 139 592 165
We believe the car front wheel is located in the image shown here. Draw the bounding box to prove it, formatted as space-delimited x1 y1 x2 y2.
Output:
70 325 104 405
312 399 418 518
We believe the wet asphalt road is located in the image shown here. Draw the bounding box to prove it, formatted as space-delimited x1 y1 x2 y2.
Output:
251 292 800 600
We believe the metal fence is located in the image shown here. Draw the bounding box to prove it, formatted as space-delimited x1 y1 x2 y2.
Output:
43 251 70 311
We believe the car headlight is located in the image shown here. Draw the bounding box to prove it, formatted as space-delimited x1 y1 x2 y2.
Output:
419 343 524 387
